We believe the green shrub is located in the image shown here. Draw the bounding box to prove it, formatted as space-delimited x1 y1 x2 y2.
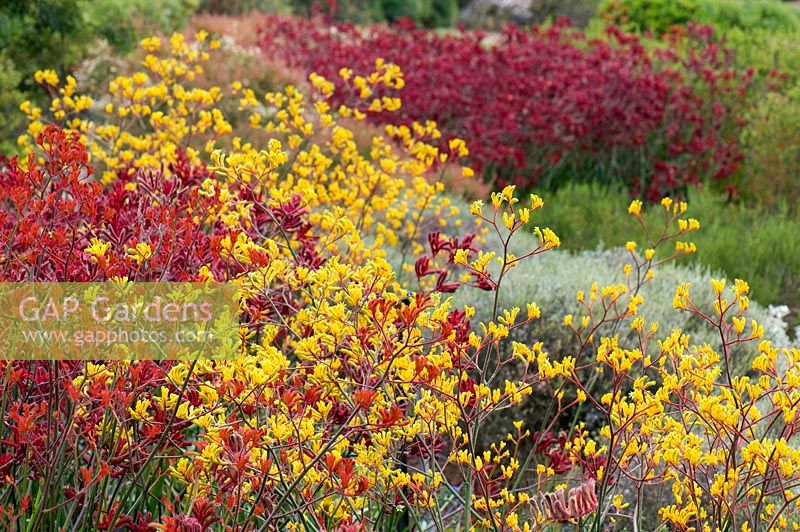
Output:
0 0 88 155
421 0 459 27
290 0 383 22
1 0 197 76
599 0 800 33
724 26 800 83
721 26 800 218
463 0 601 29
530 0 602 27
83 0 199 53
0 52 24 155
381 0 425 21
738 84 800 210
0 0 198 155
198 0 291 14
0 0 88 89
288 0 454 27
701 0 799 32
598 0 699 34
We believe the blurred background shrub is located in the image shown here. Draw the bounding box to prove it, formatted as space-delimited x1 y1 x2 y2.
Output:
0 52 24 154
699 0 799 31
723 26 800 86
738 84 800 211
282 0 459 26
599 0 800 33
198 0 592 27
0 0 196 153
459 0 600 28
0 0 87 154
197 0 292 15
84 0 198 53
259 16 751 201
598 0 699 33
0 1 87 78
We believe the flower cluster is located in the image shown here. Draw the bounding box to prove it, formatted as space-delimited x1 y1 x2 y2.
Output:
257 16 752 202
1 33 584 531
549 200 800 530
0 29 794 532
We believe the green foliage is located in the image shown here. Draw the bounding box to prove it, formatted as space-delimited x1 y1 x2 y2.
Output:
693 199 800 318
737 84 800 210
599 0 699 34
0 0 88 88
1 0 197 75
529 183 800 323
529 0 601 27
290 0 455 27
333 0 459 27
421 0 459 28
198 0 292 14
700 0 799 32
0 52 24 155
0 0 197 154
83 0 199 54
599 0 800 33
724 26 800 83
0 0 88 154
381 0 425 21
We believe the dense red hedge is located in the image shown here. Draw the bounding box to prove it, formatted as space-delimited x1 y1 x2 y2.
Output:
258 17 751 201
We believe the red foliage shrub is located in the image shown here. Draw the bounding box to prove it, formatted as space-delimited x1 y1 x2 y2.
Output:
258 16 752 201
0 126 322 284
0 127 329 525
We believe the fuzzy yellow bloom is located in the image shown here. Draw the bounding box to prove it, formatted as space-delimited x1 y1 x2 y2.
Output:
470 200 483 216
126 242 153 265
733 278 750 297
448 138 469 157
711 278 726 297
628 199 642 216
85 238 111 262
141 36 161 52
673 283 690 310
129 398 153 422
34 69 59 86
534 227 560 249
678 218 701 232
